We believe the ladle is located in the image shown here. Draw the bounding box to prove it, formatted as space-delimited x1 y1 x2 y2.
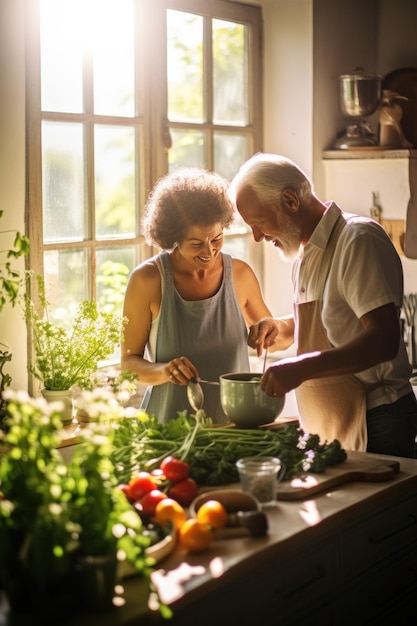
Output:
187 378 205 412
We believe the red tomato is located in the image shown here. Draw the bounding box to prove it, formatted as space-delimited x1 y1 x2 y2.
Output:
168 477 198 506
140 489 169 517
128 471 157 501
160 456 190 482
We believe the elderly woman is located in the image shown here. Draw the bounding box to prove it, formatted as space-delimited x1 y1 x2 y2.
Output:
121 167 273 423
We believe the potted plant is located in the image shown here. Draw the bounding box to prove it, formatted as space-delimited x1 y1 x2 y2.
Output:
0 390 160 621
75 368 138 425
0 210 30 428
24 274 127 423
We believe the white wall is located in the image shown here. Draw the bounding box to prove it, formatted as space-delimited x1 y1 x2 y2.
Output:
324 156 417 295
261 0 313 318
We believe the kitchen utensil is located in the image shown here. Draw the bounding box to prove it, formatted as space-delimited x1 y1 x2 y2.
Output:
187 378 205 412
228 510 268 537
334 68 382 149
219 372 285 429
262 348 268 374
382 67 417 147
276 451 400 501
402 293 417 368
197 378 220 386
404 158 417 259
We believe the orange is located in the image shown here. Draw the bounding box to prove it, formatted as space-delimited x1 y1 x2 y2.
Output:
178 518 214 552
154 498 187 530
196 500 228 530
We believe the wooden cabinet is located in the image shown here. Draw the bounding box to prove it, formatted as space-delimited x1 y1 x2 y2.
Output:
166 479 417 626
171 535 340 626
339 492 417 624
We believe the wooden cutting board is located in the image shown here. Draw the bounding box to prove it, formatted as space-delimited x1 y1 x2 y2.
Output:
276 451 400 501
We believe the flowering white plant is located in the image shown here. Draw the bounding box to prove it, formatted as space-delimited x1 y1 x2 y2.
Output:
25 275 127 391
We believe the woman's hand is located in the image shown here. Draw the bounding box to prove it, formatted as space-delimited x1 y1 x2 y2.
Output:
166 356 199 385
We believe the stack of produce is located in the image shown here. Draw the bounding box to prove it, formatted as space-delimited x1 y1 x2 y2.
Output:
111 410 347 487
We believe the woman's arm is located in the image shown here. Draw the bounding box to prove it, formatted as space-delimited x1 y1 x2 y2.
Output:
121 261 171 385
121 261 199 385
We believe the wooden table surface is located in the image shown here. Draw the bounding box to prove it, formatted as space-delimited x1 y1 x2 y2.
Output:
2 451 417 626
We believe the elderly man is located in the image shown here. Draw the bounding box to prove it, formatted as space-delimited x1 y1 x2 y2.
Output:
229 153 417 457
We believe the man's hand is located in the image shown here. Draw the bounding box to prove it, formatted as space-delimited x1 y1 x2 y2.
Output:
261 354 316 397
248 317 279 356
248 315 295 356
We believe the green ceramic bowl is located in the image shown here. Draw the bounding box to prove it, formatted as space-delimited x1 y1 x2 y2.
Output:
219 372 285 429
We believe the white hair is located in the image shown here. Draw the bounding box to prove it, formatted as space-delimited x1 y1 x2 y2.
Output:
229 153 314 205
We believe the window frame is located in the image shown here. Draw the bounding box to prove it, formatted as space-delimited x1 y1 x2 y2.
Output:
25 0 264 388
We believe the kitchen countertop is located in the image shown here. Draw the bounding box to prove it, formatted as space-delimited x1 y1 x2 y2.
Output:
2 451 417 625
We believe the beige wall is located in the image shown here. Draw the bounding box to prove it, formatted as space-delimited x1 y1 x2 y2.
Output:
0 0 27 390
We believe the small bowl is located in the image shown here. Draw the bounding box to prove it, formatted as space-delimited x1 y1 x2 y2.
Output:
119 528 176 579
190 490 269 538
145 529 176 562
189 489 260 518
220 372 285 429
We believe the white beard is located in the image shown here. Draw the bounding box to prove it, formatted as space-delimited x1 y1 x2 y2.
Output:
276 211 302 262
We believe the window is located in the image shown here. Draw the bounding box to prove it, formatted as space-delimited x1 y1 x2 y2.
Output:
26 0 263 320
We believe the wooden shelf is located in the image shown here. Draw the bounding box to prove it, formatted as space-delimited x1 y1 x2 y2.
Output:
323 148 417 160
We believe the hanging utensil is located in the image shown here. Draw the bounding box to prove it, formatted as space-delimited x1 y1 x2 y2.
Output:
402 293 417 368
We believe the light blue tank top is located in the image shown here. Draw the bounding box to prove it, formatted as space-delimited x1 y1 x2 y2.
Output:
141 252 250 423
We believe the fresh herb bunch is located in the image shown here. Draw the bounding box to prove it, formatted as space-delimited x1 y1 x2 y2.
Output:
110 411 347 485
0 390 169 618
25 274 127 391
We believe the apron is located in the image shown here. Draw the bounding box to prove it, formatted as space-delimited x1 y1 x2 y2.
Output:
295 215 368 451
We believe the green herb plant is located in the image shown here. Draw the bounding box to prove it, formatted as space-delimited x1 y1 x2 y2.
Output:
0 210 30 428
0 390 169 619
0 210 29 312
25 274 127 391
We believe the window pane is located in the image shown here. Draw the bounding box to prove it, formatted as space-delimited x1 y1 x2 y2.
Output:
222 235 250 264
167 10 203 123
95 125 136 239
168 129 206 170
213 19 248 125
96 247 136 314
42 121 86 243
40 0 83 113
44 249 89 319
213 132 249 181
93 0 135 117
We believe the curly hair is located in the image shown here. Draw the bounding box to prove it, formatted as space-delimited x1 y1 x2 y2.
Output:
141 167 235 250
